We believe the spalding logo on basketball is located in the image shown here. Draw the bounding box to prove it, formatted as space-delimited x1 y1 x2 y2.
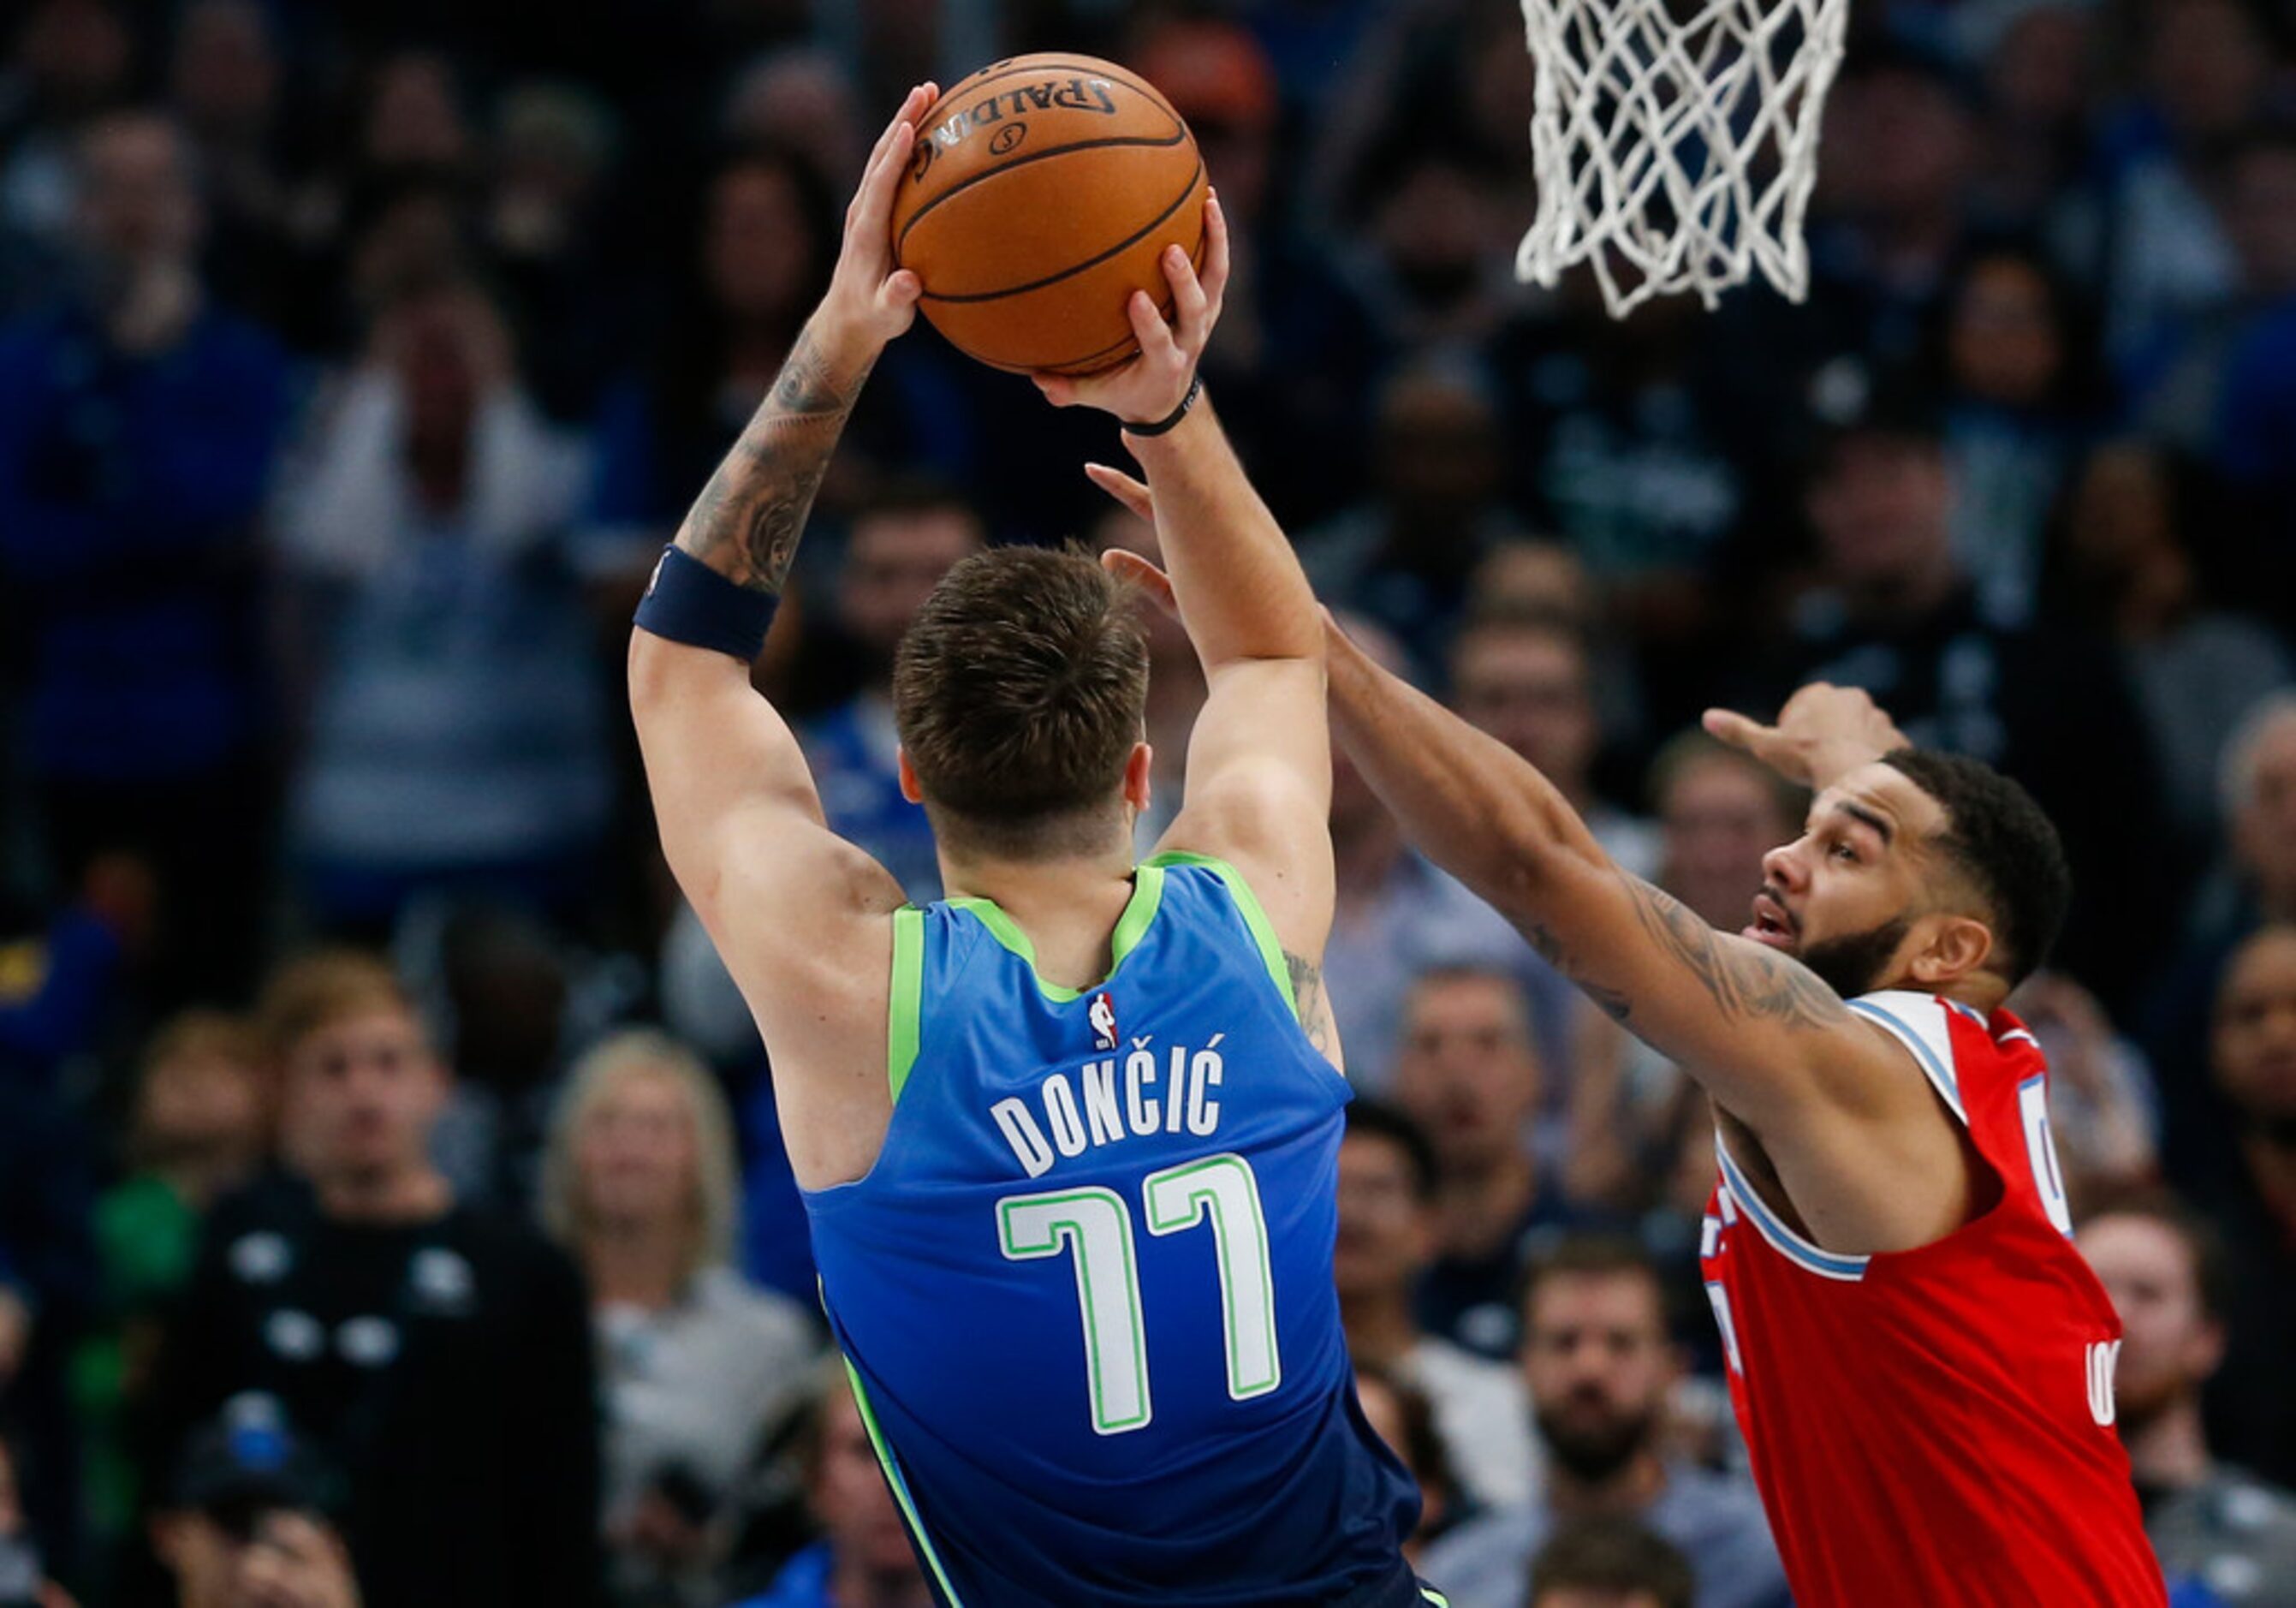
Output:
890 54 1208 376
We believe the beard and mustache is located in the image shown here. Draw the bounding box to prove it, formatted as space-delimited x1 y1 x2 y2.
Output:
1795 914 1914 1001
1534 1391 1659 1485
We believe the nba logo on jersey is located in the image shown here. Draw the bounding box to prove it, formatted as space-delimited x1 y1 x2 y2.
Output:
1088 990 1118 1051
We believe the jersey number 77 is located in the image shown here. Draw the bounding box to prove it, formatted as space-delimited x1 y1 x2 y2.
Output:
997 1153 1281 1434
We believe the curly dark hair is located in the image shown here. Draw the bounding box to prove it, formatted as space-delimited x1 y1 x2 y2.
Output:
1882 747 2072 986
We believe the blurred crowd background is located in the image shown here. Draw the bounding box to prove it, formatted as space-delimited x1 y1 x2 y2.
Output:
1 0 2294 1605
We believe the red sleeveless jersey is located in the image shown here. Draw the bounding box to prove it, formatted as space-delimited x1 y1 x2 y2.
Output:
1698 990 2166 1606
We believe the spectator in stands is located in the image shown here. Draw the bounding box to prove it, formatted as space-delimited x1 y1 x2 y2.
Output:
1527 1516 1697 1608
1303 360 1529 670
540 1028 820 1608
1353 1367 1466 1568
2145 694 2296 1183
271 274 610 938
1760 381 2175 998
1419 1237 1786 1608
2194 925 2296 1489
1931 242 2102 626
166 0 301 341
483 83 623 422
1133 15 1383 529
1392 968 1596 1359
799 480 984 902
0 0 135 313
1449 615 1660 880
1966 0 2099 235
80 1013 272 1549
1336 1100 1537 1510
0 108 290 1004
2130 130 2296 456
1800 47 1980 369
146 950 602 1608
727 1370 931 1608
422 905 574 1211
2076 0 2271 368
1318 622 1565 1091
2080 1193 2296 1603
580 143 807 568
150 1414 360 1608
2013 974 2163 1213
2051 442 2291 858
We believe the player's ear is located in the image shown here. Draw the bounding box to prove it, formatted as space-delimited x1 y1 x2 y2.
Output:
897 747 925 806
1906 913 1991 986
1122 741 1153 815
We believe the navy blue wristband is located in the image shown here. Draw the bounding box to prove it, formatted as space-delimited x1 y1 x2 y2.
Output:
633 545 779 661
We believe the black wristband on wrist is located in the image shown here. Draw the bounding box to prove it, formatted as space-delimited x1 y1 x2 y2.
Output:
633 545 780 661
1121 374 1204 438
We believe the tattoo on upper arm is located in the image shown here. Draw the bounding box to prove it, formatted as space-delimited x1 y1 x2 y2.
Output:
1284 950 1338 1059
675 330 866 595
1613 872 1849 1029
1515 873 1845 1033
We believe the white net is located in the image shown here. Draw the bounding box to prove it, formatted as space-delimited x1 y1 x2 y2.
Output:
1514 0 1850 316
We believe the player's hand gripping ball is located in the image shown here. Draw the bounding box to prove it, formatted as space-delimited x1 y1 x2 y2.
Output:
889 54 1208 375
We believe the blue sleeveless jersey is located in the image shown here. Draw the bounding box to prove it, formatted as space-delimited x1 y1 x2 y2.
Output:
801 854 1419 1606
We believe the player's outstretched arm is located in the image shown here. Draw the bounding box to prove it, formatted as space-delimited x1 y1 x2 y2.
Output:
1327 629 1907 1134
629 86 932 1015
1043 200 1338 1051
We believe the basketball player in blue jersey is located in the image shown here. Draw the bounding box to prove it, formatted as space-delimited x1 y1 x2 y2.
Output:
628 86 1427 1606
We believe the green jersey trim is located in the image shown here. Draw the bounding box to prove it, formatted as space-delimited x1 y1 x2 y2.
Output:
888 906 925 1103
1143 851 1298 1018
841 1355 968 1607
945 862 1168 1003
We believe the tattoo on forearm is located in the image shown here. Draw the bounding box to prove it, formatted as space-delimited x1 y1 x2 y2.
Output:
1614 872 1848 1028
675 328 865 594
1284 950 1337 1059
1522 920 1634 1022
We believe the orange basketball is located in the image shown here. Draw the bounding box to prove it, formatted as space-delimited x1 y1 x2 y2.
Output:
890 54 1207 376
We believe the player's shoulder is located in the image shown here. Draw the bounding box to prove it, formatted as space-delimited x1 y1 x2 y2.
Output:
1844 988 2021 1121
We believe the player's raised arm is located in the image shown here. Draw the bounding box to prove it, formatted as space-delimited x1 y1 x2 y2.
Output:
1326 635 1921 1132
628 88 933 1023
1040 200 1339 1047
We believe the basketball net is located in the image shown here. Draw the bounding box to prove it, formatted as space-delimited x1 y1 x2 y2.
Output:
1514 0 1849 315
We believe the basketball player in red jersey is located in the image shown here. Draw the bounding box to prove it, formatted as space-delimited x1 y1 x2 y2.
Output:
1319 661 2167 1602
1095 480 2162 1602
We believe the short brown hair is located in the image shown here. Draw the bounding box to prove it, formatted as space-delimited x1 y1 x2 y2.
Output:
892 546 1149 857
2079 1188 2234 1324
142 1009 265 1079
1530 1517 1696 1608
1518 1232 1667 1332
257 950 419 1061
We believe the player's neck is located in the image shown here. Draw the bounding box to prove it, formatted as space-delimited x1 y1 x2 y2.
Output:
940 843 1146 992
2121 1395 2213 1491
316 1162 452 1226
1546 1446 1668 1520
1338 1288 1422 1370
